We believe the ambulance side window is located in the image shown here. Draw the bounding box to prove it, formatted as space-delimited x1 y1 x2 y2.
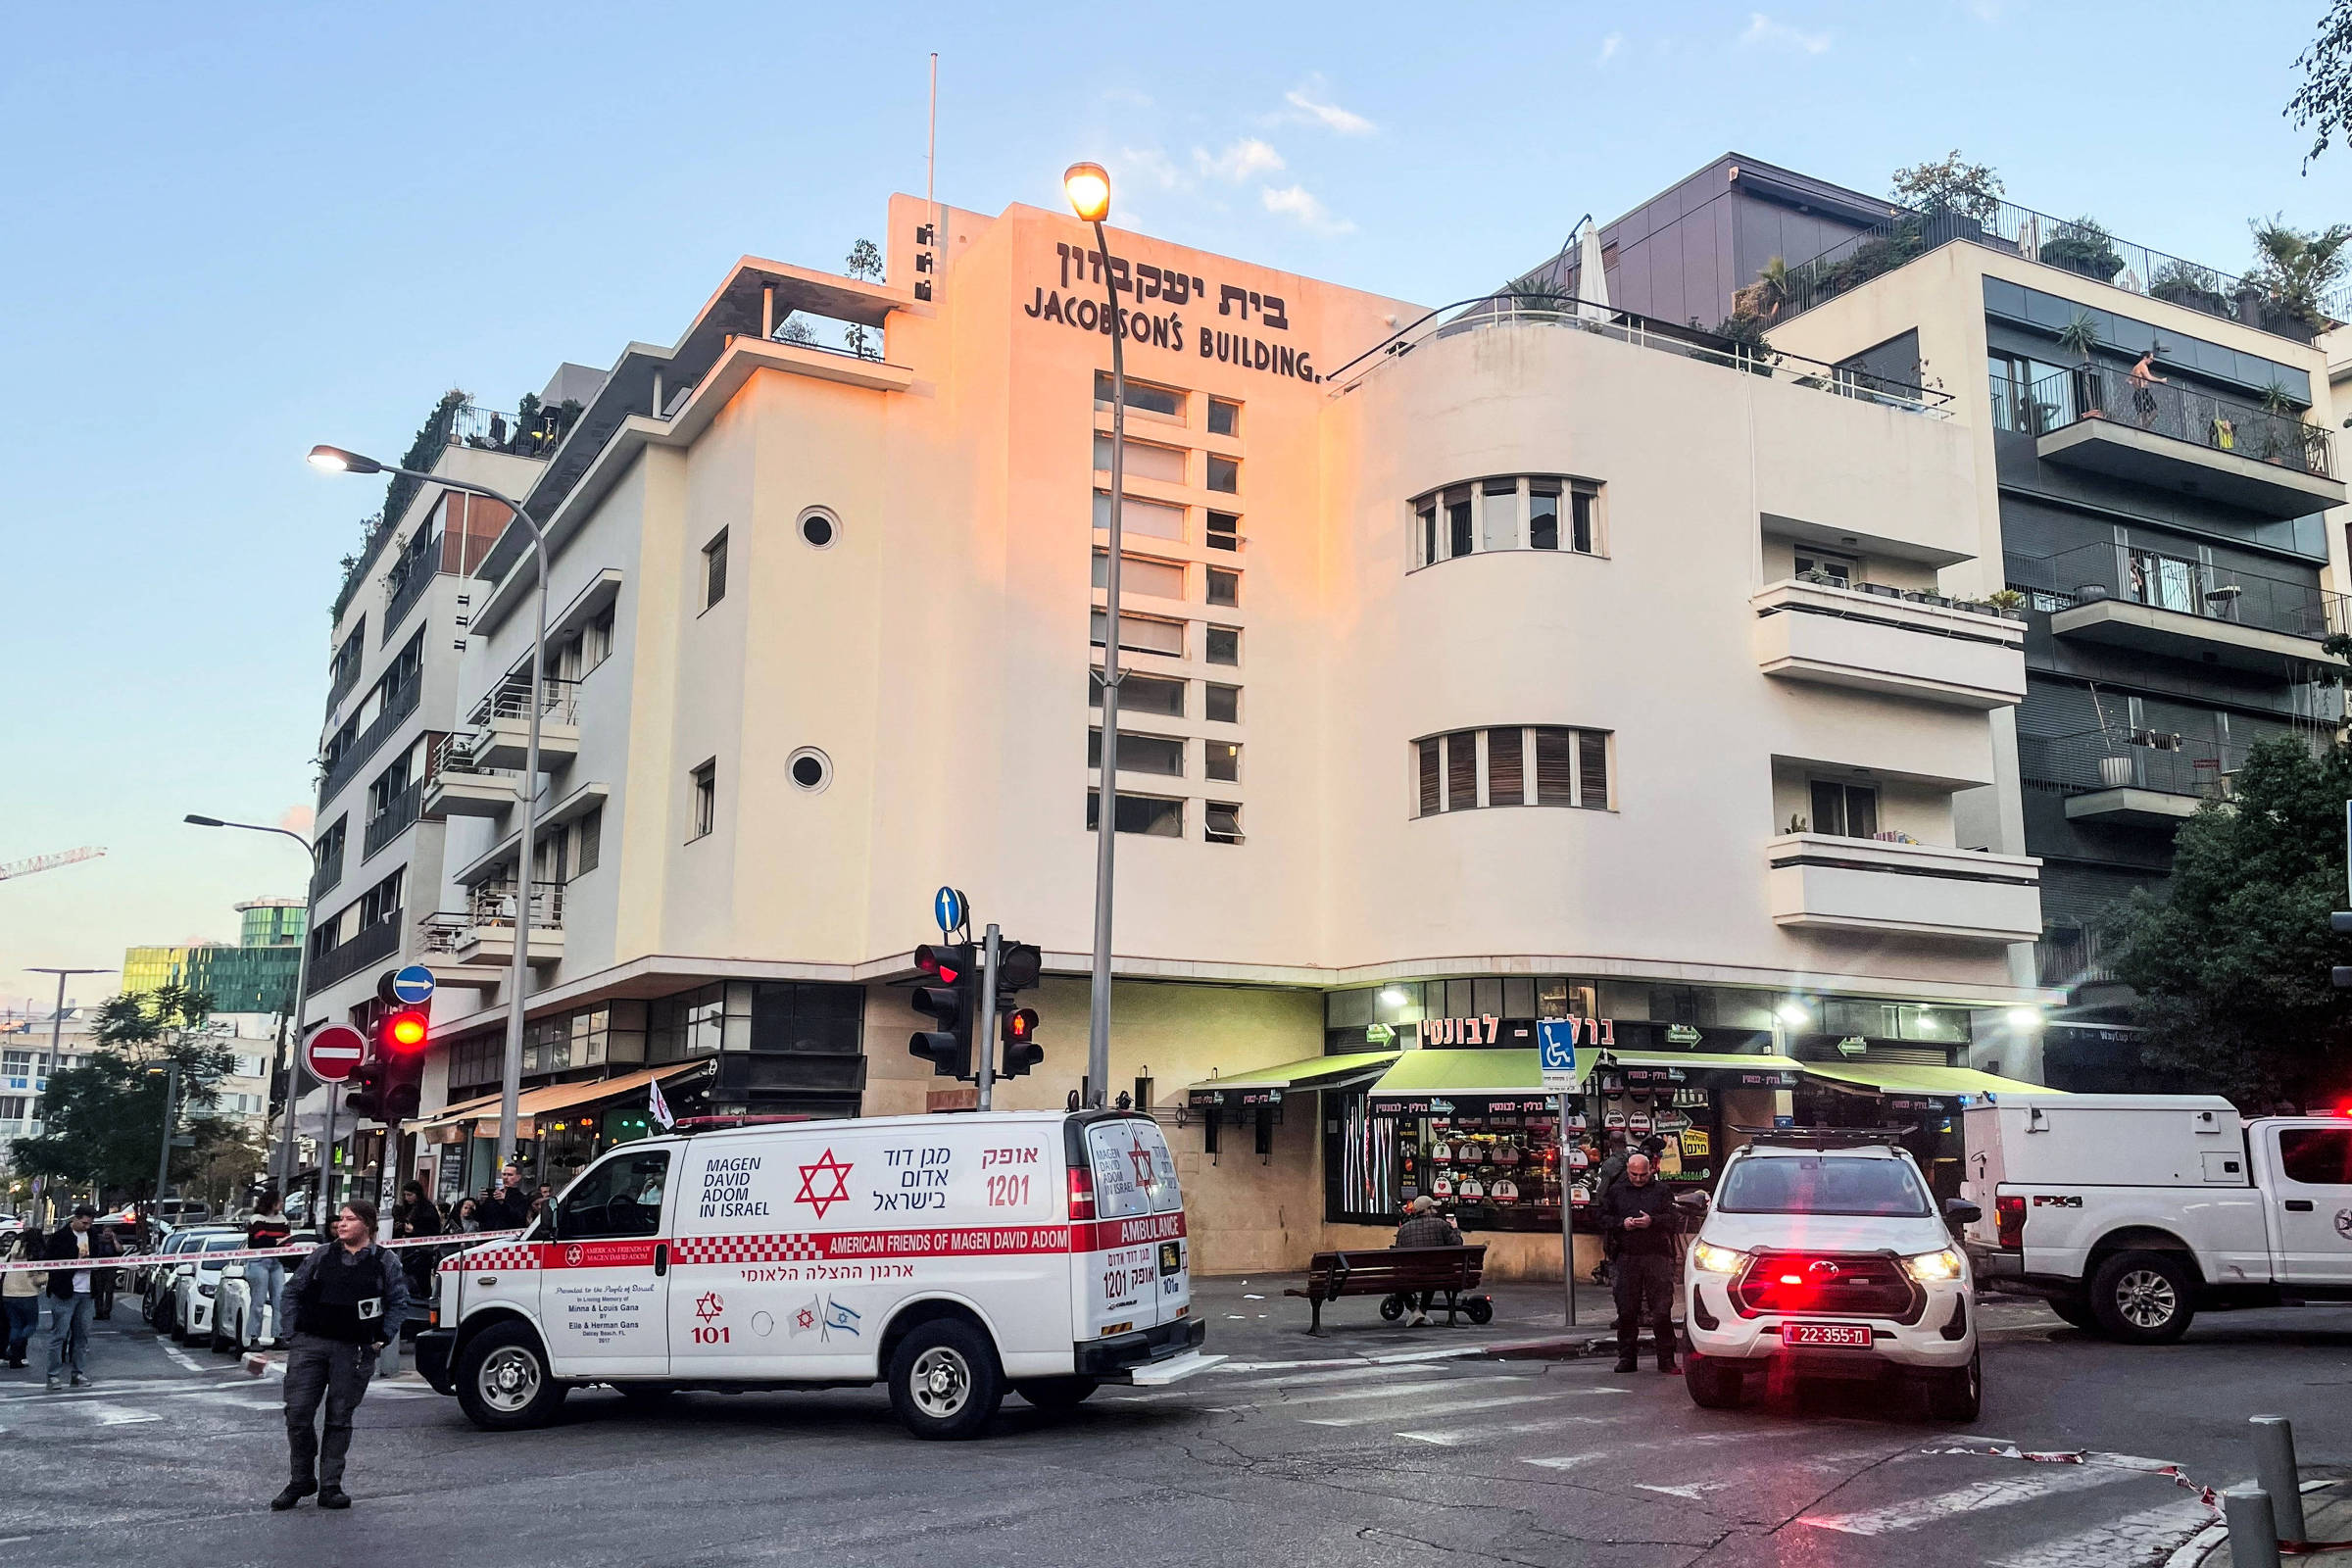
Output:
555 1152 670 1240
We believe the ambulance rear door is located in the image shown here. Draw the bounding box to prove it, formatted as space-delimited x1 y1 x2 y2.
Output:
1078 1115 1188 1340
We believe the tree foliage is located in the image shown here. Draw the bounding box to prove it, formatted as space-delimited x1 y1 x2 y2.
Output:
2246 216 2352 333
2107 736 2352 1106
8 987 243 1205
1890 151 2004 222
2288 0 2352 169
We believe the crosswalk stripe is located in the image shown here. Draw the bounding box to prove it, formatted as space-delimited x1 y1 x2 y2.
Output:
83 1403 162 1427
1396 1415 1612 1446
1304 1392 1556 1428
1263 1375 1531 1408
1801 1466 2136 1536
1990 1498 2213 1568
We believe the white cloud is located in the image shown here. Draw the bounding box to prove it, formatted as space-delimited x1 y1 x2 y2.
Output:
1116 146 1184 191
1261 183 1355 235
1285 84 1375 136
1740 13 1832 53
1597 31 1624 63
1196 137 1286 183
278 805 315 834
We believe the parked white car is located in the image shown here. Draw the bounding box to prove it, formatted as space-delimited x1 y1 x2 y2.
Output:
170 1232 253 1346
1680 1133 1982 1419
212 1230 318 1353
143 1226 236 1334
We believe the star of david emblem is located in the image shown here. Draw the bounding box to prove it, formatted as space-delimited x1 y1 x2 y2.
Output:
694 1291 724 1324
1128 1139 1154 1186
796 1148 855 1218
792 1302 818 1333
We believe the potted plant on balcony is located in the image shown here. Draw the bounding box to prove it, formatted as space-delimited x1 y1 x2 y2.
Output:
2149 259 2227 317
1984 588 2028 620
2042 217 2126 283
2057 312 2105 417
2245 217 2351 342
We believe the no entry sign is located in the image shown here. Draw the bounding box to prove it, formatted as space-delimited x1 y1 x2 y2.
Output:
304 1023 368 1083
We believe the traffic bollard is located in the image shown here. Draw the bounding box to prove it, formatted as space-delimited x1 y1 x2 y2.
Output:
2250 1416 2307 1544
2224 1483 2282 1568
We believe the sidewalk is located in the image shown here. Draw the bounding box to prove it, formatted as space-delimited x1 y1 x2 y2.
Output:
2193 1478 2352 1564
1192 1271 1619 1365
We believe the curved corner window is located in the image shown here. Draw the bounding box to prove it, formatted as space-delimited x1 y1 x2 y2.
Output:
1412 476 1602 568
1414 726 1610 815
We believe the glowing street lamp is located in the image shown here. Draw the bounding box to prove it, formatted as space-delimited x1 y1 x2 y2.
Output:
1068 161 1121 1109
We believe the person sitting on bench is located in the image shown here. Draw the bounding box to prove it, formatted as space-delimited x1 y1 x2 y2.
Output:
1392 1196 1463 1326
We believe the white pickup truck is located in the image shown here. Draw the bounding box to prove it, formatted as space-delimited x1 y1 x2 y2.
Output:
1960 1094 2352 1343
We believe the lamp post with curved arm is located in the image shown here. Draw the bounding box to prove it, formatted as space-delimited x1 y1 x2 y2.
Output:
307 445 550 1171
181 815 313 1196
1065 162 1120 1109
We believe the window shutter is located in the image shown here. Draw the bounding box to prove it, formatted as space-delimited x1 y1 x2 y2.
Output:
1417 739 1442 816
1533 728 1575 805
1445 731 1478 811
1487 727 1524 806
1576 730 1609 809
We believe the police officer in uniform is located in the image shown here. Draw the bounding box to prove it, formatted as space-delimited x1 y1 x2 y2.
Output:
272 1201 408 1510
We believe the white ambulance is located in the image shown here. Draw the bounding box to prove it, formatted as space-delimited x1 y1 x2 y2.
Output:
416 1108 1216 1439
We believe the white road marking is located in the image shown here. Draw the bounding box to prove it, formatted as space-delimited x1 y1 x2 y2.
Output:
1801 1467 2136 1536
1640 1481 1733 1500
1990 1498 2214 1568
158 1342 208 1374
1266 1375 1531 1407
84 1403 162 1427
1525 1454 1596 1471
1304 1392 1556 1428
1396 1415 1613 1446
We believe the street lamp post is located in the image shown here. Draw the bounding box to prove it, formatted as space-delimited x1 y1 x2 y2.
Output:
182 816 315 1197
1066 161 1120 1111
308 445 551 1171
25 966 110 1227
149 1060 179 1213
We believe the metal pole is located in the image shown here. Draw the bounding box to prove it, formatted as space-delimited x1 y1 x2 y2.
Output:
276 918 312 1199
500 522 552 1173
2223 1484 2282 1568
152 1061 177 1212
1558 1092 1577 1330
976 924 1001 1111
2250 1416 2307 1544
1085 216 1125 1111
322 1078 337 1215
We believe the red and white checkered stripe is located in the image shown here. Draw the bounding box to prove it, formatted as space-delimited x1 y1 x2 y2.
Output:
667 1234 825 1266
439 1244 541 1273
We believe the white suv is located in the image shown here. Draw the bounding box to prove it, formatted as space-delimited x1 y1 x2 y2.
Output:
1680 1135 1982 1420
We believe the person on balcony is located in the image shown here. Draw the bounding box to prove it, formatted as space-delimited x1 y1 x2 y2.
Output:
2129 348 2168 427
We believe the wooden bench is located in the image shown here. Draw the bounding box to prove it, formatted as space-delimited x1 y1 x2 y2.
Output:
1285 1246 1489 1335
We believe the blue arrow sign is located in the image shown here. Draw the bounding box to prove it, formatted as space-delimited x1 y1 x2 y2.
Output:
1537 1019 1583 1084
389 964 437 1005
933 886 967 935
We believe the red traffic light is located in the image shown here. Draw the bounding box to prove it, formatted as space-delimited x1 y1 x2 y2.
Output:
1004 1008 1037 1042
915 943 968 986
381 1009 429 1054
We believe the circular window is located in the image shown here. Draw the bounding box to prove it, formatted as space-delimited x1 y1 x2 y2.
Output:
787 748 832 793
798 508 838 550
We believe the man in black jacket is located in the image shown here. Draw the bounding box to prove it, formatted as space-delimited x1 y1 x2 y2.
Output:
476 1165 530 1232
273 1200 408 1511
42 1206 120 1391
1594 1154 1679 1374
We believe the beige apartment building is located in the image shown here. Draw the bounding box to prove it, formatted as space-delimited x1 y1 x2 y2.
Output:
370 193 2053 1276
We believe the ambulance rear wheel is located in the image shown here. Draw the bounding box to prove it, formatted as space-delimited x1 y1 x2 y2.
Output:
1014 1377 1100 1416
456 1322 568 1431
888 1319 1004 1441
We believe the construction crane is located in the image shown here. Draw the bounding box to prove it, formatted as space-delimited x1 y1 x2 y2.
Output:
0 847 107 882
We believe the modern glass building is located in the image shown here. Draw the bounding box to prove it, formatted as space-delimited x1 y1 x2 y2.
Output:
122 897 308 1014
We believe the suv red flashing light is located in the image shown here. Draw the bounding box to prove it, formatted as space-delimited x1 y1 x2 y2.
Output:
1994 1194 2027 1250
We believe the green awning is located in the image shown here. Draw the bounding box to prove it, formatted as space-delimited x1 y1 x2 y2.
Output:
1800 1062 2060 1101
1602 1052 1805 1083
1185 1051 1399 1108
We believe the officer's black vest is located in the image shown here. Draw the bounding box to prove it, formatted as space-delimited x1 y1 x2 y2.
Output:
298 1246 388 1343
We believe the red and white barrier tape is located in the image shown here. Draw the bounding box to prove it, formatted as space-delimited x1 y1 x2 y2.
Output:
0 1230 524 1275
1931 1445 2352 1554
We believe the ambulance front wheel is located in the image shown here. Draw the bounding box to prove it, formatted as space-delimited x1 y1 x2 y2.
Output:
888 1318 1004 1441
456 1321 569 1431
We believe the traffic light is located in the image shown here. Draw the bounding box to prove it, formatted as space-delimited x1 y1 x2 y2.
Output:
909 943 977 1079
348 1007 430 1123
1000 1007 1043 1077
994 941 1044 1079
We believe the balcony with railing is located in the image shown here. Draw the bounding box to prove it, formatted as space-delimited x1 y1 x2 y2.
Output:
1765 833 2041 945
1753 569 2027 710
318 673 422 804
416 881 564 982
309 846 343 904
381 533 440 642
1328 293 1953 416
305 913 403 993
362 779 422 860
463 675 579 770
2035 924 2121 990
2008 540 2349 674
2019 728 2257 826
1995 366 2342 519
1782 199 2333 345
420 730 516 820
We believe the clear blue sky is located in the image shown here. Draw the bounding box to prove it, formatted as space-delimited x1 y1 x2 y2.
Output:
3 2 2346 1012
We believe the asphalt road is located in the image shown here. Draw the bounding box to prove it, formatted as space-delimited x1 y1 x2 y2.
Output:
4 1297 2346 1568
